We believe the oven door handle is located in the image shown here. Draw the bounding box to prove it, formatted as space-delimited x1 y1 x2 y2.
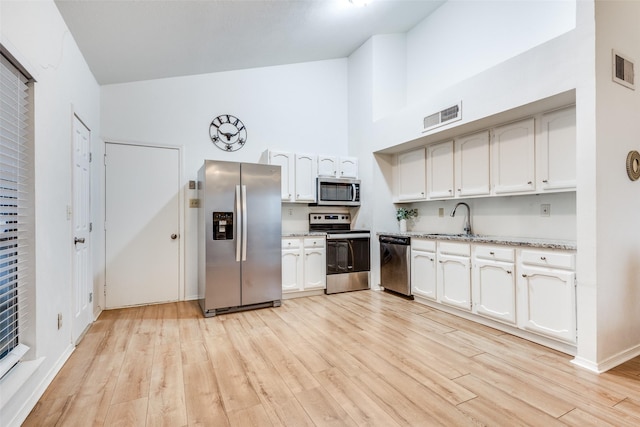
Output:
326 233 370 240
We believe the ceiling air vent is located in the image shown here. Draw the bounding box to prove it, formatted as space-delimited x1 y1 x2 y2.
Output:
422 102 462 133
613 49 635 90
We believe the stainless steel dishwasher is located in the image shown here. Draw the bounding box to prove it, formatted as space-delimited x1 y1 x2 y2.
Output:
379 235 412 298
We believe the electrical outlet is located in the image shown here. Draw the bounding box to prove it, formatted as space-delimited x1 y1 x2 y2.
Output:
540 204 551 217
189 198 200 208
438 207 444 217
288 208 293 216
57 313 62 330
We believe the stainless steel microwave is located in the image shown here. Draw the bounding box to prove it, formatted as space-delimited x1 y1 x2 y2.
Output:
315 178 360 206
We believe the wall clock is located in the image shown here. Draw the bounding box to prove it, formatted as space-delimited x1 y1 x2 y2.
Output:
209 114 247 152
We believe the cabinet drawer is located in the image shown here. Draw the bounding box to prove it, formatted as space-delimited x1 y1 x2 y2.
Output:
520 250 575 270
438 241 470 257
282 238 301 249
412 238 436 252
474 245 514 262
304 237 325 249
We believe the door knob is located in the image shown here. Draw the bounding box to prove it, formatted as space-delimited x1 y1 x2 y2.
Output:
74 237 85 244
171 234 178 240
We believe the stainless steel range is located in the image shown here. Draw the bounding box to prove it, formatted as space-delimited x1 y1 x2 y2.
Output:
309 213 370 294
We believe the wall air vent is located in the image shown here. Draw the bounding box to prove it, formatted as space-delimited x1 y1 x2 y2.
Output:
613 49 635 90
422 101 462 133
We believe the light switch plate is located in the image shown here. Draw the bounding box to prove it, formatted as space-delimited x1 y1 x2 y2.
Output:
189 198 200 208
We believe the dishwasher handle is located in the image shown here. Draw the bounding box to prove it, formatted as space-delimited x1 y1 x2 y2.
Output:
379 235 411 245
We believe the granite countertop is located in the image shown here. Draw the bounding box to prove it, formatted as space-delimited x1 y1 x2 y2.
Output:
377 231 576 251
282 232 327 238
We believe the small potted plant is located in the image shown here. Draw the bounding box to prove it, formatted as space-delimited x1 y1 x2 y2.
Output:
396 207 418 233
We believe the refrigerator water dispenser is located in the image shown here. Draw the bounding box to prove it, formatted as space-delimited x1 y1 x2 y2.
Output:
213 212 233 240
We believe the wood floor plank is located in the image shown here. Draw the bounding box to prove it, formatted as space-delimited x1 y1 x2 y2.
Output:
294 387 358 427
183 360 229 426
146 344 188 427
103 397 149 427
455 374 566 426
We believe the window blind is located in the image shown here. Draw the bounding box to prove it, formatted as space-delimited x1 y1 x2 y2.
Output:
0 51 32 379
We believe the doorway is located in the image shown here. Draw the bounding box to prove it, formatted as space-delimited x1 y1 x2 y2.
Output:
105 142 182 308
72 115 92 342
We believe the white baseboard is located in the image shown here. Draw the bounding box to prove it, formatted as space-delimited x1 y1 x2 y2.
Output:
7 344 74 427
573 343 640 373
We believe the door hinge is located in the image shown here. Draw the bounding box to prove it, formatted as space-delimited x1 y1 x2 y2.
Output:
104 154 107 166
89 292 93 303
89 152 92 162
89 222 93 232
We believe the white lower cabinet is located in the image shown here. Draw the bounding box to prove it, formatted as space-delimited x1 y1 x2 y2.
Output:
437 242 471 311
410 239 576 348
411 239 437 300
303 237 326 290
517 249 576 344
282 237 326 294
282 238 303 293
472 245 516 325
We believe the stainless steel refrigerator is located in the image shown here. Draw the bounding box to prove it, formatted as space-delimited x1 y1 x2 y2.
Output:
198 160 282 317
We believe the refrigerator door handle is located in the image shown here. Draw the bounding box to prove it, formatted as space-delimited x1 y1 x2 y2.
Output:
236 185 242 262
241 185 248 261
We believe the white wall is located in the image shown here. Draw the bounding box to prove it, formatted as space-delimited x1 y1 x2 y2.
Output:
406 0 576 104
588 0 640 369
0 1 101 425
406 192 576 240
100 59 348 300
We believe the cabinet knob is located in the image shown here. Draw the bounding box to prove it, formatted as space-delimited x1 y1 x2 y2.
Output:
507 270 512 274
542 179 549 183
540 256 547 261
527 181 532 185
430 258 434 262
522 274 527 277
449 189 452 193
457 189 461 192
489 251 495 255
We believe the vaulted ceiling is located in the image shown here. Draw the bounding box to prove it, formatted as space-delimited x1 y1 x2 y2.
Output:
54 0 445 85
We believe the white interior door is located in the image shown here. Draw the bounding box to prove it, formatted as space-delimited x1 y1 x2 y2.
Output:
105 143 181 308
72 115 92 342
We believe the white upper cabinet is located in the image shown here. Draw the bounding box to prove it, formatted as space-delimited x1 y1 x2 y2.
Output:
317 155 337 178
266 150 294 201
427 141 454 199
537 106 576 191
396 147 426 202
294 153 318 202
338 157 359 178
455 131 491 197
491 118 536 195
317 155 359 179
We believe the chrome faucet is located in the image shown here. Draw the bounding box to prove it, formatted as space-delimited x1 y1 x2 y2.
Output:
450 202 472 235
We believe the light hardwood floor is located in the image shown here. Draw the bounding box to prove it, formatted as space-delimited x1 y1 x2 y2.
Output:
24 290 640 426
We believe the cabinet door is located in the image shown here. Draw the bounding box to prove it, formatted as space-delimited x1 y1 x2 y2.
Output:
269 151 294 202
473 260 516 324
537 106 576 191
396 148 426 201
318 155 337 177
295 153 318 202
492 118 536 194
518 266 576 343
282 247 303 293
437 254 471 311
427 141 454 199
455 131 490 197
411 249 437 300
338 157 359 179
304 248 326 290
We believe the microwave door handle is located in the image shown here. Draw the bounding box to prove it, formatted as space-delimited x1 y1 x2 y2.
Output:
352 183 356 202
